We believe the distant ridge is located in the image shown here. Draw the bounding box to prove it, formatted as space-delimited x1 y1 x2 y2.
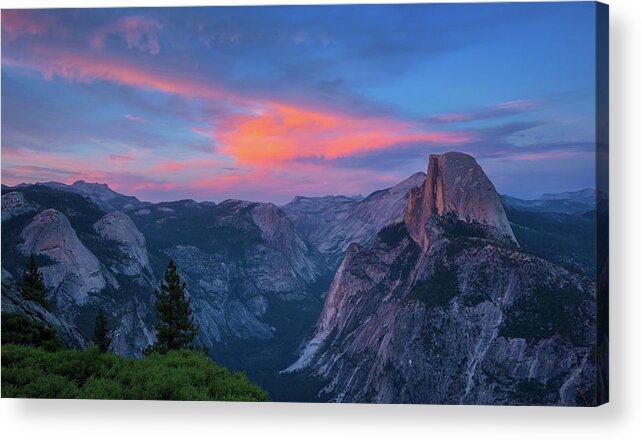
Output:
502 188 596 214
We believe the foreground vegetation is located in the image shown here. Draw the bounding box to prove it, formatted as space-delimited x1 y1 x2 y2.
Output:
1 259 268 401
1 344 269 401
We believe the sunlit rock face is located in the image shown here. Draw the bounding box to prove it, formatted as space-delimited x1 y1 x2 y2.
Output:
406 152 517 249
283 171 426 263
287 154 595 405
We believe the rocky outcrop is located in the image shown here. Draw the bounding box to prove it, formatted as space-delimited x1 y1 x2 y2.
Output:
405 152 517 248
1 191 39 222
251 202 323 284
69 180 143 211
283 172 426 261
18 209 116 308
93 211 155 286
1 269 90 349
286 154 595 405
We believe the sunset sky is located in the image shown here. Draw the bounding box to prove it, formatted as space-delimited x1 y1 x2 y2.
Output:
1 3 598 203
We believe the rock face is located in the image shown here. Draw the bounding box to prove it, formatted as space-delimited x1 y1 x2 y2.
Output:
123 197 331 373
2 191 39 222
250 202 322 284
286 153 596 405
1 269 90 349
18 209 116 308
27 180 144 211
405 152 517 248
143 199 329 347
93 211 155 285
69 180 144 211
283 172 426 261
2 154 599 403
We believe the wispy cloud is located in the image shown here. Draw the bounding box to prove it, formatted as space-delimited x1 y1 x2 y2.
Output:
1 10 55 42
125 114 149 124
89 16 163 55
423 100 538 125
2 5 597 201
4 43 470 167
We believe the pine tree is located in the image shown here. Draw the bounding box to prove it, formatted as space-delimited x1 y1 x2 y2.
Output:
145 260 199 355
93 308 111 353
21 255 50 310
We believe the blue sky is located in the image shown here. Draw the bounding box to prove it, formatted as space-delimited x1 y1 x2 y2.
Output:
1 3 598 203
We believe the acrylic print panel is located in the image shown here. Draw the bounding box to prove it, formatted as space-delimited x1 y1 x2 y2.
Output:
0 2 608 406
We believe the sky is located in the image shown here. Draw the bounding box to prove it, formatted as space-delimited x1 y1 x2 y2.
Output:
1 3 598 204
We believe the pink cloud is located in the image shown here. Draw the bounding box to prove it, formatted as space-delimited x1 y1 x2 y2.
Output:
4 45 470 167
125 114 149 124
109 154 135 163
190 127 212 137
149 158 229 174
215 101 471 165
89 16 163 55
3 45 242 104
512 151 582 161
1 10 54 42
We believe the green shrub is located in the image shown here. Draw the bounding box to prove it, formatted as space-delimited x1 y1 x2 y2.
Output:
1 312 63 351
1 344 269 401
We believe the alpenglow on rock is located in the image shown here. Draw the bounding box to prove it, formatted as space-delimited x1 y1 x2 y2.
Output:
286 153 595 405
283 171 426 261
405 152 517 248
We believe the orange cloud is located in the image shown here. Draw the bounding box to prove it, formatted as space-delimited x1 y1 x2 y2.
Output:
4 45 470 168
216 102 470 164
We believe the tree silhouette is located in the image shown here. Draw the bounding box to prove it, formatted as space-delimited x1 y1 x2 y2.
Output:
145 260 199 355
21 255 50 310
93 308 111 353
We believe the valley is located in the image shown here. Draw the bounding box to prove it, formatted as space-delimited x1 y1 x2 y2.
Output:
1 152 600 404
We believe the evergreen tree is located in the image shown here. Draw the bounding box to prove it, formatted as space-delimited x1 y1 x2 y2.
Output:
93 308 111 353
21 255 49 310
145 260 199 355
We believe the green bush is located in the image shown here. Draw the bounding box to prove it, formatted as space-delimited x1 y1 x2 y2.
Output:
1 312 63 352
1 344 269 401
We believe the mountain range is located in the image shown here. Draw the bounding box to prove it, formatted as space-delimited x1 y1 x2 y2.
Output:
1 152 601 404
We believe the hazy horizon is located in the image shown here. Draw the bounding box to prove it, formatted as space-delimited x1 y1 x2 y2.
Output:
1 173 596 206
2 4 598 204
